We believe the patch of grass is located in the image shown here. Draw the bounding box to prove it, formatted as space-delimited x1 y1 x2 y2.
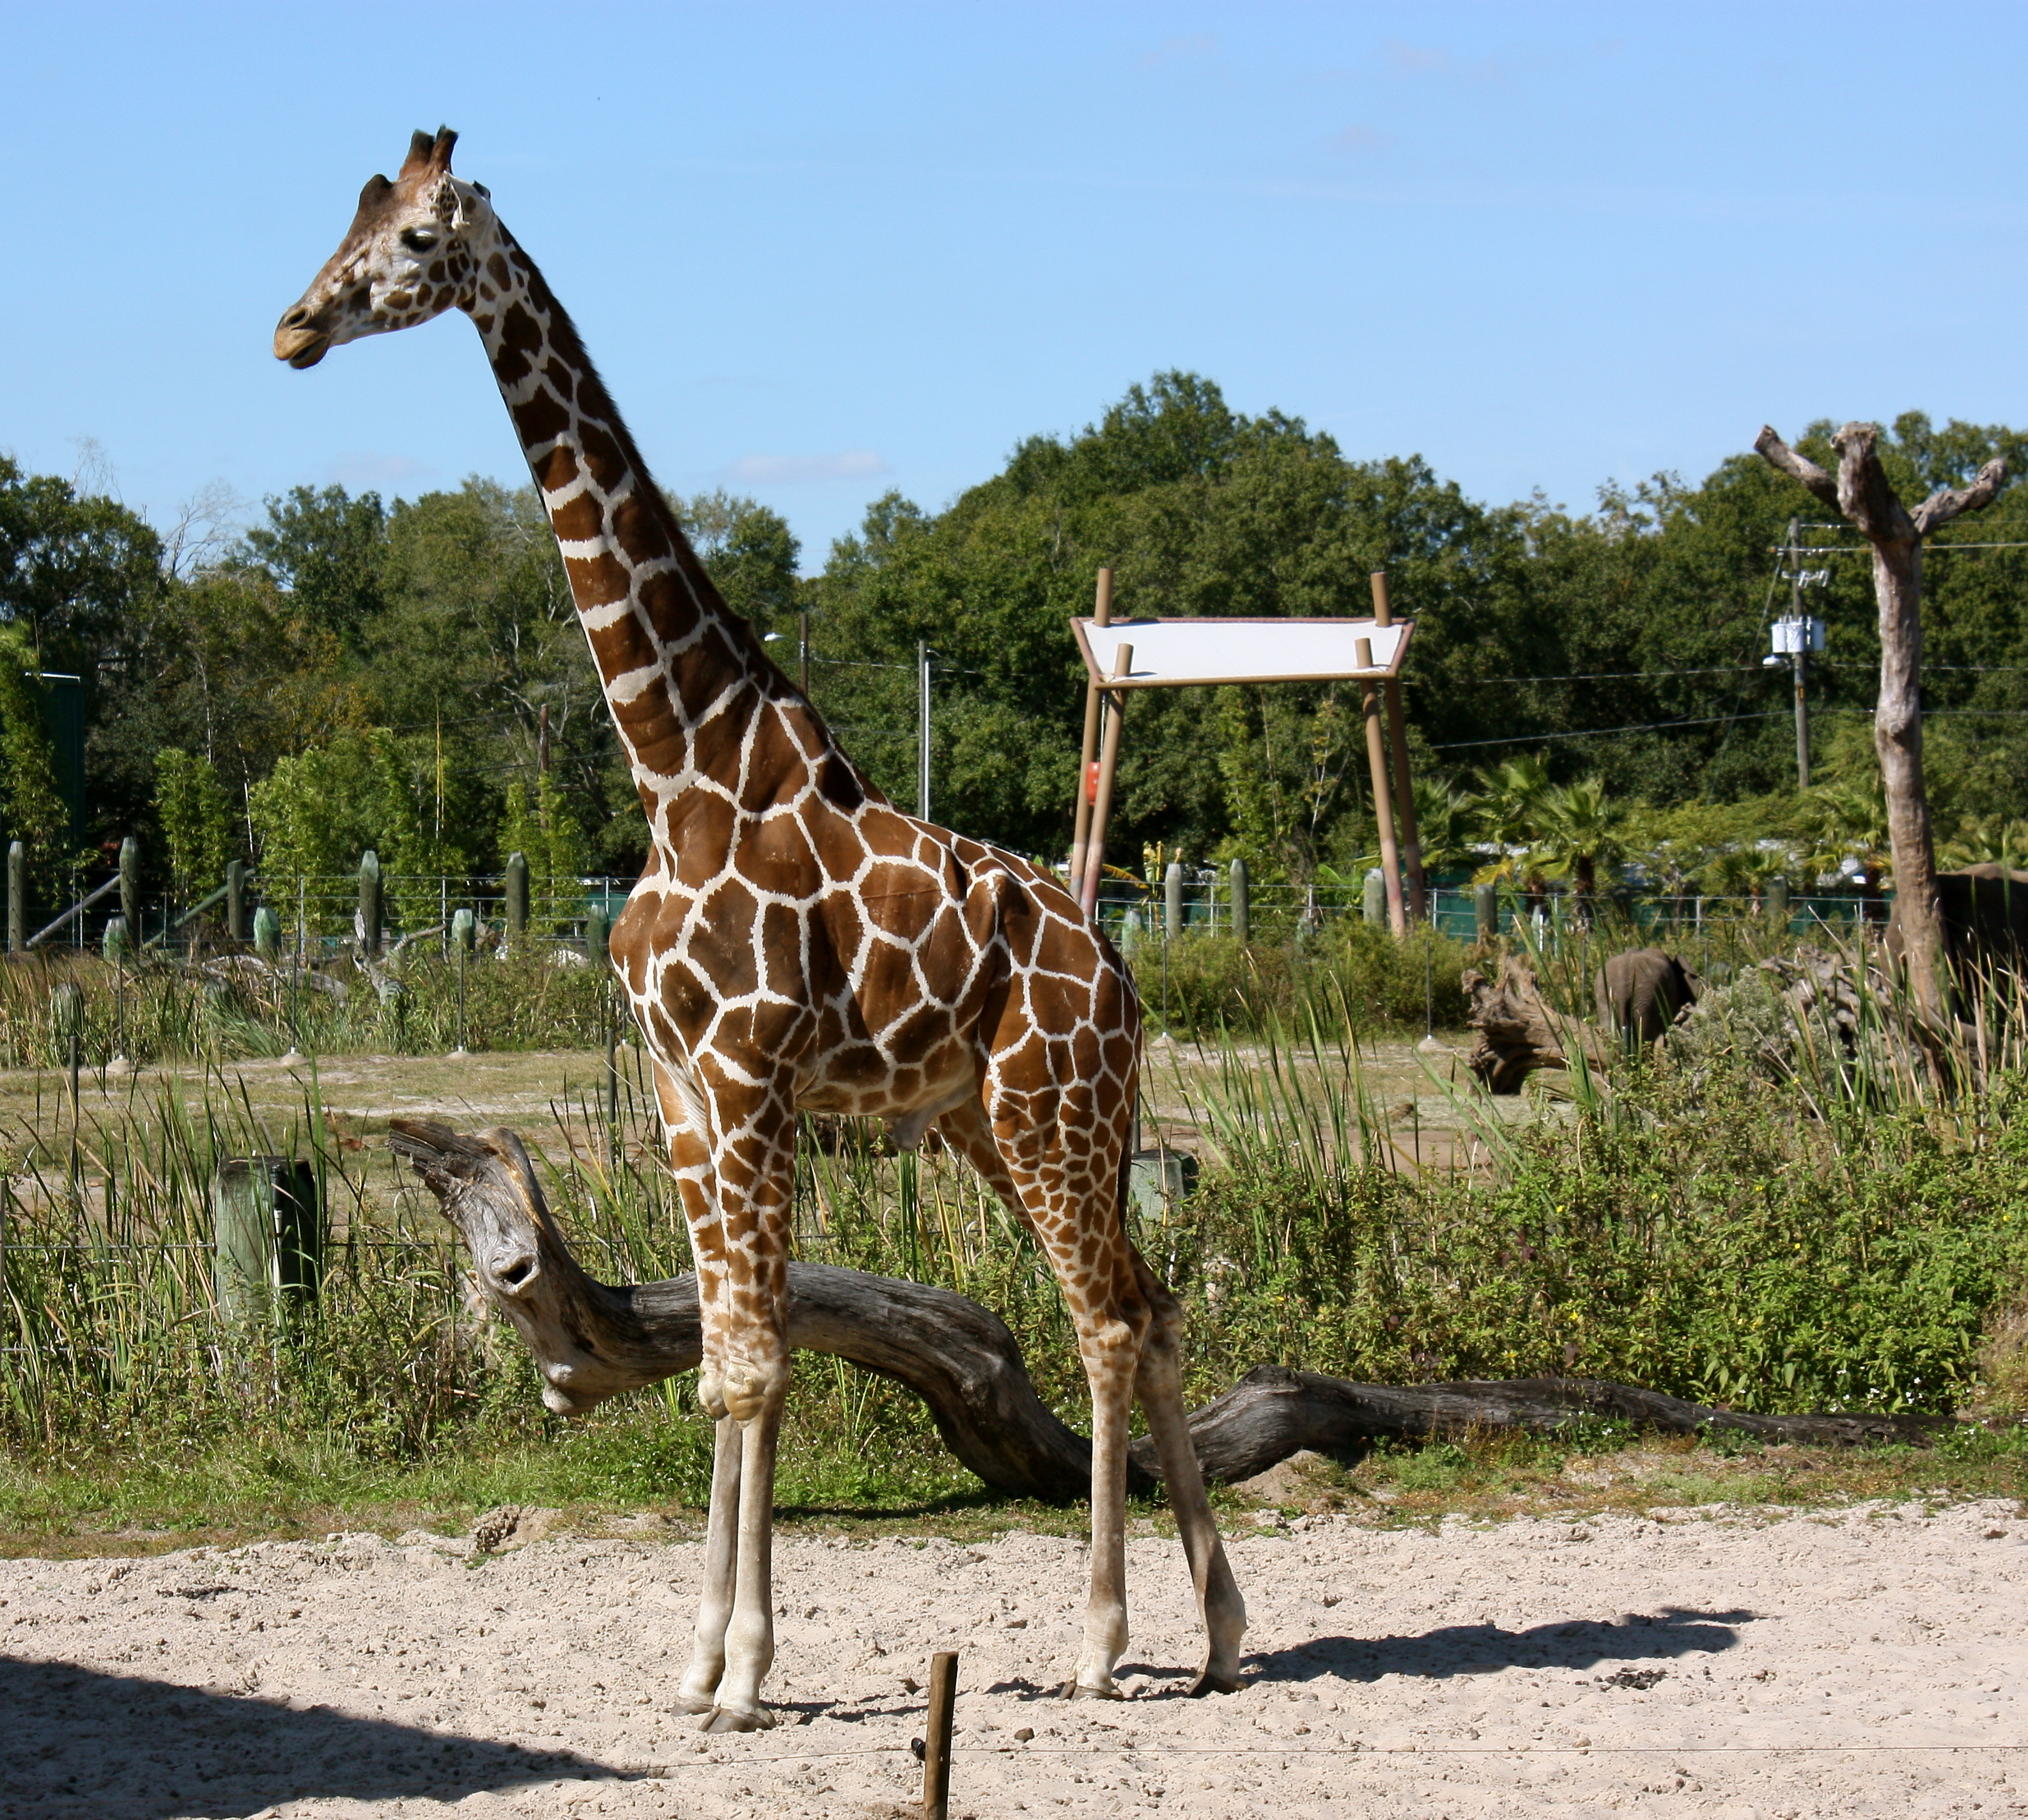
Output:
8 1414 2024 1562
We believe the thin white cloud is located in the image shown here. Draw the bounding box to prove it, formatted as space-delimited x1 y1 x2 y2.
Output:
1140 34 1217 70
726 450 892 486
1384 39 1508 82
326 452 430 489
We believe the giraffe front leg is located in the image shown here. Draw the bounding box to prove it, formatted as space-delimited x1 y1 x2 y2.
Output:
675 1414 742 1714
702 1362 787 1732
1067 1320 1137 1699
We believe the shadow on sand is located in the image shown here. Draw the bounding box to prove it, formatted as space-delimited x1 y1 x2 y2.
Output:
1253 1605 1756 1685
980 1605 1756 1701
0 1654 646 1820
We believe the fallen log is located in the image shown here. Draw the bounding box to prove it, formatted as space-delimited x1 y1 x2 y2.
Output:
1462 951 1612 1093
389 1117 1949 1502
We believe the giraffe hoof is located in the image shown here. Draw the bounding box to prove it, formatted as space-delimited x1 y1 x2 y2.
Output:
702 1702 777 1733
1186 1670 1244 1697
1060 1679 1124 1701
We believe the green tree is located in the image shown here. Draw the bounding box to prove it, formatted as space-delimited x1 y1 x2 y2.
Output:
246 737 381 935
1529 776 1625 919
679 491 800 642
235 485 387 645
1466 754 1554 896
0 455 162 675
499 771 590 930
152 748 233 902
0 625 77 891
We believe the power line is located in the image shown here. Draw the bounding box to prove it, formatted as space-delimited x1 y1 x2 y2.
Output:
1429 711 1790 752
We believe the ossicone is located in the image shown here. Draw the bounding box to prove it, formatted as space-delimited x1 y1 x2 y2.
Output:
400 126 459 178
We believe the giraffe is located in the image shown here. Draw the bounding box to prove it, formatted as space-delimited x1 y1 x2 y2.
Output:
275 128 1245 1731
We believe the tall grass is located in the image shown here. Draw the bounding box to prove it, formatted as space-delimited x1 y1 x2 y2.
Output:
0 947 611 1070
4 943 2025 1516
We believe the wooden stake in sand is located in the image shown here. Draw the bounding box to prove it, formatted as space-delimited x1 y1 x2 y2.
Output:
921 1649 958 1820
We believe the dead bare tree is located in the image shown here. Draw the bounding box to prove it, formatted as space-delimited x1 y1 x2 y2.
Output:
1755 423 2007 1021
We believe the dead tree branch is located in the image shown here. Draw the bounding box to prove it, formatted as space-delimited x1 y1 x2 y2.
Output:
1757 422 2008 1024
391 1118 1943 1497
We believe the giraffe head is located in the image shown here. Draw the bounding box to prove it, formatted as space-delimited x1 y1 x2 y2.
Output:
274 127 493 369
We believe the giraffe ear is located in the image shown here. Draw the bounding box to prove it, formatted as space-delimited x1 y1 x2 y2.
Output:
443 177 484 231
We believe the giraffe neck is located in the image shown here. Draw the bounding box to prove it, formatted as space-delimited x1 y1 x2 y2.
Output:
460 220 839 852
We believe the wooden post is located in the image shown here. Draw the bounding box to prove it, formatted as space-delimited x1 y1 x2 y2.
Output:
6 841 22 953
1068 569 1113 895
1370 572 1425 921
1080 646 1133 922
118 837 141 937
921 1649 958 1820
504 852 529 941
451 907 476 1056
357 849 382 957
212 1157 321 1329
1356 636 1405 935
1474 880 1498 945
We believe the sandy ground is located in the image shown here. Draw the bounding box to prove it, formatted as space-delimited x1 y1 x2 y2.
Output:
3 1502 2025 1819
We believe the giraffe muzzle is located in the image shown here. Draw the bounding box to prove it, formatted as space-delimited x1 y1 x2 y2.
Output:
274 305 330 369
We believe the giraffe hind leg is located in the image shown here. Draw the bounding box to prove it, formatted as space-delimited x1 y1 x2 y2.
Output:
938 1097 1142 1698
1131 1252 1248 1693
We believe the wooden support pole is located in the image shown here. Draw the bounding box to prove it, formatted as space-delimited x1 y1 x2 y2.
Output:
1080 646 1133 922
1357 636 1405 935
1370 572 1425 922
921 1649 958 1820
1068 570 1113 896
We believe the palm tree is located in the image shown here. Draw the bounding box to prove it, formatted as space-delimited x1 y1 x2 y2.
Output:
1531 776 1624 925
1408 775 1475 877
1800 775 1892 922
1467 755 1554 913
1940 815 2028 872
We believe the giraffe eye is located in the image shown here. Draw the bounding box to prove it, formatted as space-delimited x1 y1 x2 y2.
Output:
401 228 439 254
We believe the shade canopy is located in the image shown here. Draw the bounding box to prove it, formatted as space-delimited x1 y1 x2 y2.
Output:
1072 615 1414 689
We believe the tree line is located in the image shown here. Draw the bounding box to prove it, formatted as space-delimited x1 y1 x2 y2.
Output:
5 373 2028 917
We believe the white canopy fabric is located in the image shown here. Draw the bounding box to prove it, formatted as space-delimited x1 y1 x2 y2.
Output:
1072 616 1413 688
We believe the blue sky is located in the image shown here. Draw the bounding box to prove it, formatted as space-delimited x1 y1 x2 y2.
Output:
4 3 2022 569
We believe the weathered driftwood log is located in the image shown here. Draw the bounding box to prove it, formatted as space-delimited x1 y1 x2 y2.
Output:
389 1117 1947 1500
1461 952 1613 1093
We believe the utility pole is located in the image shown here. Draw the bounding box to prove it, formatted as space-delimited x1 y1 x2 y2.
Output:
1787 519 1811 789
917 641 932 823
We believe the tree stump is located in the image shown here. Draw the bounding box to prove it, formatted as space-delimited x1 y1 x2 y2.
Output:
1461 952 1603 1092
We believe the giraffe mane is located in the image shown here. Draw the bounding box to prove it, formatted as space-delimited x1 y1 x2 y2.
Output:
516 258 786 687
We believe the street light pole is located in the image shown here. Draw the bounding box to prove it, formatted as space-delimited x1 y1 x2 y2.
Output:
917 641 932 824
